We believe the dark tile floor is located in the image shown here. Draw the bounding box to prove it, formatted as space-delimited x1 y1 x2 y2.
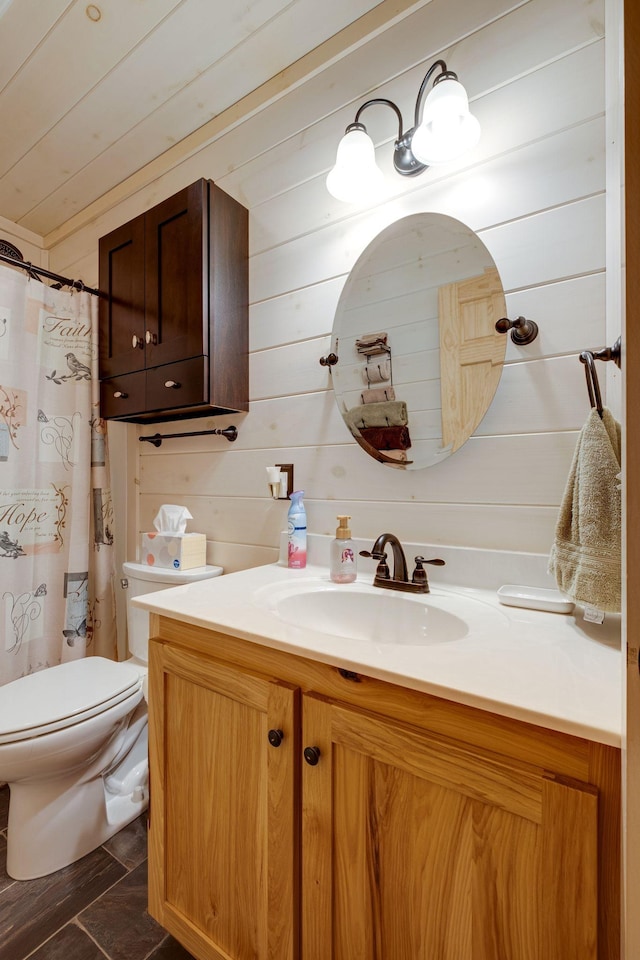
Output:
0 786 195 960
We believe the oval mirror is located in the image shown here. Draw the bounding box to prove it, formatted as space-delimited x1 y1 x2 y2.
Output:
330 213 508 469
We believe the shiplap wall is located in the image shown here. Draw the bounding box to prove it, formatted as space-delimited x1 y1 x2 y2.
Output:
44 0 614 574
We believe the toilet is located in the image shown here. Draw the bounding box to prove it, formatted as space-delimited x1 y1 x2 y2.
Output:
0 560 222 880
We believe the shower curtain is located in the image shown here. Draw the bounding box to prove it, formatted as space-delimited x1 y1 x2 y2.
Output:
0 264 116 685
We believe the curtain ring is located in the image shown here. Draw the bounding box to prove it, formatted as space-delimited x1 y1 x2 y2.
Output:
25 261 40 282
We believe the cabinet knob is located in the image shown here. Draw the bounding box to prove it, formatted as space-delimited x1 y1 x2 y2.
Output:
113 390 128 399
303 745 321 766
145 330 158 346
164 380 181 389
268 729 284 748
131 334 144 349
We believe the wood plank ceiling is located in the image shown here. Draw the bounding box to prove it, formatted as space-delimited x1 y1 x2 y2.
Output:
0 0 386 238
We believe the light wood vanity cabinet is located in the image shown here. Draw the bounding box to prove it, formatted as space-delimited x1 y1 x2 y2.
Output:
148 618 620 960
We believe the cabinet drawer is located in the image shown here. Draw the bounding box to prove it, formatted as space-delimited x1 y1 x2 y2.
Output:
146 357 208 412
100 372 146 418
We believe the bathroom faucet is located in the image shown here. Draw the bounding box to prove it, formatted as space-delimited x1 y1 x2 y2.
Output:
359 533 445 594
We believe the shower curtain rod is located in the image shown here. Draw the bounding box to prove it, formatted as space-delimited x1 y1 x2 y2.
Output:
0 251 100 296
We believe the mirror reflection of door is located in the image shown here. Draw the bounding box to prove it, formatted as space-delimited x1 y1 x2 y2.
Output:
439 267 507 453
330 213 510 470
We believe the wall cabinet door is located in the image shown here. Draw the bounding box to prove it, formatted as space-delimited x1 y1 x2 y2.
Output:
148 643 299 960
98 215 145 378
143 180 208 370
301 693 599 960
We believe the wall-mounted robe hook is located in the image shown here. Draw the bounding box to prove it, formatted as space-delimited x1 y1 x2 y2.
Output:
495 316 539 345
319 353 339 366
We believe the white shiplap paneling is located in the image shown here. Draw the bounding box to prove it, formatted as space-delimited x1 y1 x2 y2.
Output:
45 0 608 570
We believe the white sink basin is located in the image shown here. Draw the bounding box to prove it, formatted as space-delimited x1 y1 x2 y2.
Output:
252 577 506 646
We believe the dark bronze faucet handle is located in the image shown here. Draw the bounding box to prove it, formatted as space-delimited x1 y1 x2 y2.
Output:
359 549 390 580
411 558 427 586
412 556 445 584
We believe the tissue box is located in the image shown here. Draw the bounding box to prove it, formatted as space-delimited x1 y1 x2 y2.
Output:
141 532 207 570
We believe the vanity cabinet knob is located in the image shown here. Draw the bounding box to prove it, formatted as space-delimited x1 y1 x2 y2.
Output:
303 745 321 766
145 330 158 345
164 380 181 389
338 668 361 682
268 729 284 748
113 390 128 399
131 334 144 350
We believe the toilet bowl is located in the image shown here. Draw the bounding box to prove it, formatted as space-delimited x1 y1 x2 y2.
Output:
0 560 223 880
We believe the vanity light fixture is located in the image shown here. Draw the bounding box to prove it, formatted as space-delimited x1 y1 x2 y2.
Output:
326 59 480 203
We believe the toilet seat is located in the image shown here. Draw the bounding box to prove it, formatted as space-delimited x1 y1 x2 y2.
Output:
0 657 143 744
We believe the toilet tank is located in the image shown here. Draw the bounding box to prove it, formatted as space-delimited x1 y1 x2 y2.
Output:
122 561 223 663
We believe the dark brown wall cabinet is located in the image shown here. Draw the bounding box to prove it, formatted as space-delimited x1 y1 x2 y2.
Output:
98 179 248 423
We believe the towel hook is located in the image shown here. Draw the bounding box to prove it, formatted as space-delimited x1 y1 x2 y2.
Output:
495 316 539 345
578 336 621 419
579 350 603 418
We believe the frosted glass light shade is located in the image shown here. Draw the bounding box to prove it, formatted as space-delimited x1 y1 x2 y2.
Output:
411 77 481 165
326 127 384 203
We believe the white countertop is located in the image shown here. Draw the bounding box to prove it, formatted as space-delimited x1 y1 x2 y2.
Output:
133 562 622 747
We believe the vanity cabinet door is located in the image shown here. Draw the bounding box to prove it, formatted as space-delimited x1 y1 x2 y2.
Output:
148 642 300 960
301 693 598 960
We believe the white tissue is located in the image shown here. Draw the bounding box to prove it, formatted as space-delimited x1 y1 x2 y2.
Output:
153 504 193 535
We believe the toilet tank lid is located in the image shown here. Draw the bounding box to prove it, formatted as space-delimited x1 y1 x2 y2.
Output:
122 561 223 584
